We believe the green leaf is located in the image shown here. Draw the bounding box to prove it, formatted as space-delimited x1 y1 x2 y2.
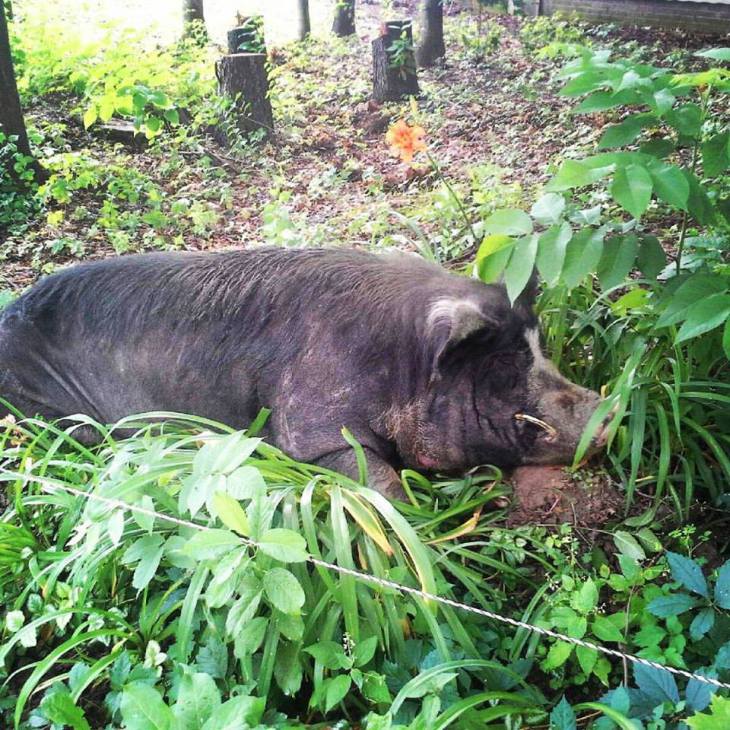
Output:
685 169 717 225
304 641 350 670
715 561 730 609
686 674 717 713
194 433 260 477
666 551 709 597
274 641 303 696
650 162 690 210
276 610 304 642
504 234 538 304
561 227 604 288
353 636 378 667
571 578 599 614
205 549 247 608
610 164 653 219
592 615 624 643
675 294 730 343
225 577 262 635
83 106 98 129
656 274 728 327
637 235 666 279
145 116 162 136
233 616 268 658
201 696 266 730
325 675 352 713
475 235 514 283
257 528 308 563
597 114 653 149
536 222 572 286
263 568 305 615
173 672 221 730
183 529 242 560
164 108 180 125
212 492 250 536
687 696 730 730
702 131 730 178
597 234 638 290
640 137 675 158
695 48 730 62
576 645 597 675
99 97 116 122
723 318 730 360
648 593 699 617
651 88 676 116
636 528 662 553
120 683 173 730
614 531 645 561
574 89 635 114
550 696 577 730
543 640 573 670
690 607 715 641
530 193 565 225
362 671 392 704
547 159 614 191
634 663 680 704
121 535 164 591
41 690 90 730
664 103 703 137
483 209 533 236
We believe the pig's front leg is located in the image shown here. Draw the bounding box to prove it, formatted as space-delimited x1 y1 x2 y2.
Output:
315 448 406 501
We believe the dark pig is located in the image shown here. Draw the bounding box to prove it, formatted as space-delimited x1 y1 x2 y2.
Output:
0 249 608 497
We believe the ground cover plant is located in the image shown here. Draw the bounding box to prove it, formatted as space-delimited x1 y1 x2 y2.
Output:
1 1 730 728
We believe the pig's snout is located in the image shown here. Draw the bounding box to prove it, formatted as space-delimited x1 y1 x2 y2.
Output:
523 382 610 465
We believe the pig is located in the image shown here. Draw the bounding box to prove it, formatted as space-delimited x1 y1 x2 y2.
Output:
0 248 607 498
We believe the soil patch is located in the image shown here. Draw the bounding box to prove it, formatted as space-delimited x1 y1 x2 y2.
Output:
507 465 623 528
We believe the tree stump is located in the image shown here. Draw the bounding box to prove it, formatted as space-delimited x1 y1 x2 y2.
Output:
372 20 419 102
215 54 273 139
332 0 356 37
227 16 266 54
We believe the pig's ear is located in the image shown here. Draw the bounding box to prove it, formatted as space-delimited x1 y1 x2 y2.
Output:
426 298 498 378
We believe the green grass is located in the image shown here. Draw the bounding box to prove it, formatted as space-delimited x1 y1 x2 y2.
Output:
1 411 728 728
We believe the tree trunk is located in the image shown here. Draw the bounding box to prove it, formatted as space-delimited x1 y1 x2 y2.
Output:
0 1 44 180
215 53 273 139
332 0 356 37
372 20 419 102
416 0 445 67
297 0 311 40
227 17 266 54
182 0 206 38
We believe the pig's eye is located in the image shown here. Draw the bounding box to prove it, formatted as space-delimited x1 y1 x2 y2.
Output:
488 357 520 390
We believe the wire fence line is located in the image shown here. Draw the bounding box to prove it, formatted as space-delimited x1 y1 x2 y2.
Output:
29 479 730 692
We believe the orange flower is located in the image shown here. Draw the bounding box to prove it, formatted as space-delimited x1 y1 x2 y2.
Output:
385 119 427 163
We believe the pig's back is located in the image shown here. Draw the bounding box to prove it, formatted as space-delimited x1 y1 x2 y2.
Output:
0 248 452 425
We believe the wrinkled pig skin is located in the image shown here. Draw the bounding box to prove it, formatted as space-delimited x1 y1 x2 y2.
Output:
0 248 606 498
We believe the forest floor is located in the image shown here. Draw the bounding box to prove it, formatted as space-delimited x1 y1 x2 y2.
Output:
1 5 724 293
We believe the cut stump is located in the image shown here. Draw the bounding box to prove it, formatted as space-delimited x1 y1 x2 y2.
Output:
227 17 266 54
372 20 419 102
332 0 356 37
215 53 273 139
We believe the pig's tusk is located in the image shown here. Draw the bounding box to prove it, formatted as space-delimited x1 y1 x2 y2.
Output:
515 413 558 441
